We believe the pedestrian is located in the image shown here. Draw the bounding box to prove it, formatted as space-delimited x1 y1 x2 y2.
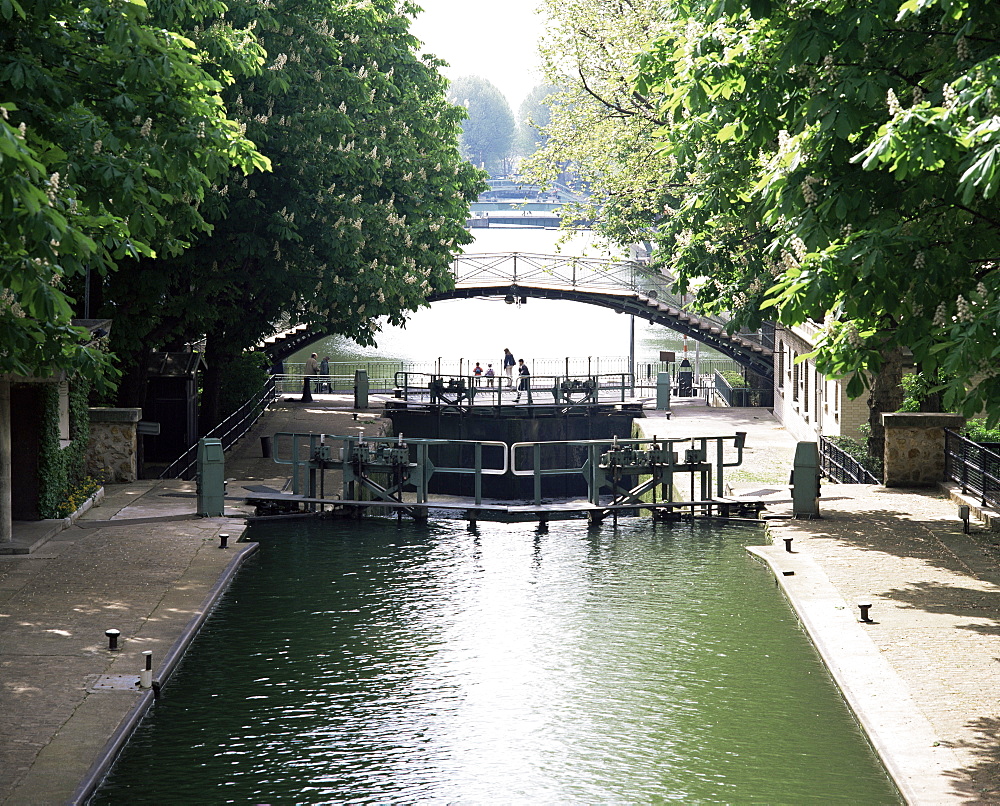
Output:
502 348 516 388
515 358 530 403
485 363 495 387
473 361 483 386
319 355 330 393
301 352 319 401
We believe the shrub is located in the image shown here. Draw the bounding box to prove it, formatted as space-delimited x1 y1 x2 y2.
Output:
718 370 748 388
57 476 102 518
38 379 92 519
963 419 1000 444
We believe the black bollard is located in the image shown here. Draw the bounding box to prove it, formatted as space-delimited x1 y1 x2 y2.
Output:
858 602 874 623
105 629 121 651
219 533 229 549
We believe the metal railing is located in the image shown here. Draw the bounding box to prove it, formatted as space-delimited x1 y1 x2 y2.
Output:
159 377 278 480
945 430 1000 509
510 434 747 506
277 357 744 397
818 436 881 485
451 252 733 331
392 371 635 406
271 432 509 505
265 432 747 510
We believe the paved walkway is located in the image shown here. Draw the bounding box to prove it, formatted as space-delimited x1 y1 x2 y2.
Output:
1 394 998 803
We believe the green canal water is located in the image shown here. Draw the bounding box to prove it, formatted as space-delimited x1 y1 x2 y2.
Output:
92 518 900 804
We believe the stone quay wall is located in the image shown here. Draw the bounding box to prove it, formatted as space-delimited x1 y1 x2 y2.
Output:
882 411 965 487
87 408 141 483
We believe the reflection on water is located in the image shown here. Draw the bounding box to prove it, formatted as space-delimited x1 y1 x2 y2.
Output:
93 518 899 804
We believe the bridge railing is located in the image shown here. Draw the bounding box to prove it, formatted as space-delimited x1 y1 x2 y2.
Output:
273 358 748 401
451 252 732 330
392 371 636 406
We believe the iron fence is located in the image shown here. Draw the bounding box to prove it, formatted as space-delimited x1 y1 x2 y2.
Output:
279 356 744 396
159 376 278 480
944 430 1000 509
818 436 881 484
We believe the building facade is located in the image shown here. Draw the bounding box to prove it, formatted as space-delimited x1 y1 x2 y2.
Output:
772 323 870 443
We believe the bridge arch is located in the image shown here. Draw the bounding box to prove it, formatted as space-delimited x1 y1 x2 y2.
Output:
261 252 774 379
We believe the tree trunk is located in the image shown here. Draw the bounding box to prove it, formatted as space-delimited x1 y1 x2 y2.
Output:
199 333 223 435
867 346 904 461
198 328 240 435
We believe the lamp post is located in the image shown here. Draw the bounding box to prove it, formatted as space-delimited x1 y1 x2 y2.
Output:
629 314 636 396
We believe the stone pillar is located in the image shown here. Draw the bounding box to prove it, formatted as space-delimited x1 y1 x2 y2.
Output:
882 412 966 487
0 380 10 543
87 408 142 483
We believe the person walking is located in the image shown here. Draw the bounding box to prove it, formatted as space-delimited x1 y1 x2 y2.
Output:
319 355 330 393
502 348 516 388
301 352 319 402
473 362 483 386
515 358 531 403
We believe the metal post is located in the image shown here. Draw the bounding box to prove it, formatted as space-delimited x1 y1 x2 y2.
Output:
417 443 428 504
629 315 635 397
534 443 542 506
474 442 482 506
717 438 725 498
695 339 701 393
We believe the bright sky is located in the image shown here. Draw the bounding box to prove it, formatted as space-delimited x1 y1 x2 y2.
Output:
408 0 546 111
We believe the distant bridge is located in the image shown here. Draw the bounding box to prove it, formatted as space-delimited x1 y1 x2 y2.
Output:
262 252 774 378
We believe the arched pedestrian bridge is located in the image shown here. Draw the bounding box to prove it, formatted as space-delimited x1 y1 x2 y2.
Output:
263 252 774 379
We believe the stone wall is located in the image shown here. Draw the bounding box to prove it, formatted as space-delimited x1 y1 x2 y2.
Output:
882 412 965 487
87 408 141 483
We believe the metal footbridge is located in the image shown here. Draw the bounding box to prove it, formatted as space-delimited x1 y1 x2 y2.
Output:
261 252 774 378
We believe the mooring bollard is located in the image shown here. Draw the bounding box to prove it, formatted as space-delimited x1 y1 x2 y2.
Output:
783 537 793 552
105 629 121 651
858 602 874 623
958 504 971 534
219 532 229 549
140 650 153 688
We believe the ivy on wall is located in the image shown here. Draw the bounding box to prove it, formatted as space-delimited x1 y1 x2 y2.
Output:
37 378 91 519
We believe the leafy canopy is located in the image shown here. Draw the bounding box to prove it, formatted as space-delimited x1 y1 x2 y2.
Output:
535 0 1000 422
0 0 266 385
638 0 1000 420
102 0 486 397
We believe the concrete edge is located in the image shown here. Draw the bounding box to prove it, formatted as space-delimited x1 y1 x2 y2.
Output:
747 541 964 806
68 538 260 805
940 481 1000 532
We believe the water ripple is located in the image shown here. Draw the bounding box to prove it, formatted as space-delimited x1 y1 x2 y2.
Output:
93 518 899 805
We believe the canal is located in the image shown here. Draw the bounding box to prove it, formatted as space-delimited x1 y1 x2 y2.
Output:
92 517 900 804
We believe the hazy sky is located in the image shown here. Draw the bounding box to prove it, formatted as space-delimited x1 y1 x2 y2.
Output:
408 0 546 111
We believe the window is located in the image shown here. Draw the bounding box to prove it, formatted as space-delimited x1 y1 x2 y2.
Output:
58 381 70 448
777 341 785 388
803 361 809 413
